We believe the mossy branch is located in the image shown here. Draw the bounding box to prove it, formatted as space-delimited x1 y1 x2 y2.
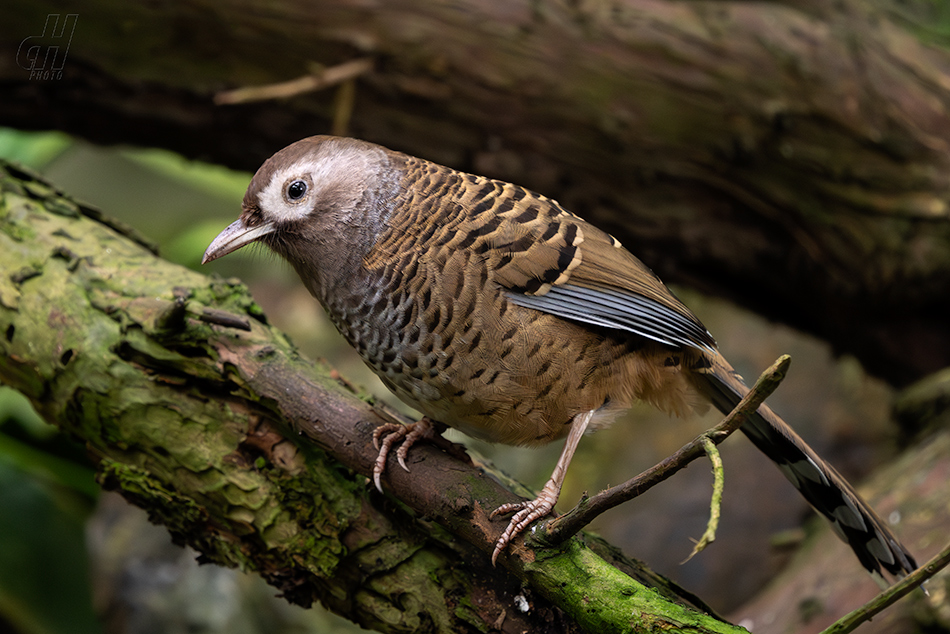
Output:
0 162 749 634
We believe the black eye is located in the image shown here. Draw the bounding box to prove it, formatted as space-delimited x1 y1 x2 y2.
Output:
286 179 308 201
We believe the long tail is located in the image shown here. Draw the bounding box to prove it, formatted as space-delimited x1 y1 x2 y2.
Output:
689 351 916 580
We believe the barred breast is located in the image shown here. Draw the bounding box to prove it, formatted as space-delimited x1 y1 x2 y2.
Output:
339 156 699 446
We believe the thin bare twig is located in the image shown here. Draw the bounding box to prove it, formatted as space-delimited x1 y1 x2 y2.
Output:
820 539 950 634
214 58 373 105
331 78 357 137
538 354 791 546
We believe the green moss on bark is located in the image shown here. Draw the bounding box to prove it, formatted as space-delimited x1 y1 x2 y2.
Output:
0 160 743 632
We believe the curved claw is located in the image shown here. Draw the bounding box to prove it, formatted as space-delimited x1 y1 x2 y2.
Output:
490 496 557 566
372 417 436 492
487 410 594 565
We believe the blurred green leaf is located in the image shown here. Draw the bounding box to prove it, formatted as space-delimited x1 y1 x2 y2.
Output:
0 388 98 501
163 219 240 269
121 147 250 201
0 128 72 169
0 461 102 634
0 388 49 439
0 431 99 501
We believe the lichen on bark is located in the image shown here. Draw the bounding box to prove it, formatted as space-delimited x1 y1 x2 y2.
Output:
0 160 745 632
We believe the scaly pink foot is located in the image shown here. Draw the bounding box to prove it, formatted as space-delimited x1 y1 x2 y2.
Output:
490 487 560 565
488 409 594 564
372 416 437 492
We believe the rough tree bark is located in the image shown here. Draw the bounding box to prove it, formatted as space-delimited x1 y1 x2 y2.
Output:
0 162 760 632
3 149 947 634
2 0 949 387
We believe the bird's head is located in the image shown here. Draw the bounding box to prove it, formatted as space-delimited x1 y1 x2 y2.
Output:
202 136 398 269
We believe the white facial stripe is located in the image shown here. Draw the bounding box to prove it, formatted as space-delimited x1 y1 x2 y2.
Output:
258 162 314 224
256 147 375 224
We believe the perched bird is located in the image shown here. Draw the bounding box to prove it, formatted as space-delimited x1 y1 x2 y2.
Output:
203 135 915 578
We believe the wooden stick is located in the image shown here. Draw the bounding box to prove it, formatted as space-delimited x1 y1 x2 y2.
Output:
214 58 373 105
539 354 791 545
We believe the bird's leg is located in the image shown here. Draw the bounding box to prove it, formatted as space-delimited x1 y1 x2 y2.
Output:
372 416 438 492
490 409 595 565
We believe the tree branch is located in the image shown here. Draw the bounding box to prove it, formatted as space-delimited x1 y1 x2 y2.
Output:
821 539 950 634
0 164 746 632
542 356 790 546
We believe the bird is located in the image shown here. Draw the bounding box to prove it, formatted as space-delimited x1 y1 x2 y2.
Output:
203 135 916 578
